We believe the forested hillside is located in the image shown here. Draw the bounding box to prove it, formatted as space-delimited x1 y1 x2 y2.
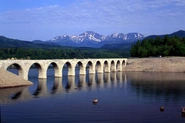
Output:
0 35 129 59
0 36 60 48
130 36 185 57
0 48 129 59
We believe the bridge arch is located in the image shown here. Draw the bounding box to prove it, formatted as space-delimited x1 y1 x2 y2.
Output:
75 61 85 75
46 62 61 77
86 61 94 74
28 62 46 79
96 61 103 73
110 60 116 72
116 60 121 71
63 61 75 76
104 60 110 72
122 60 126 68
7 63 24 77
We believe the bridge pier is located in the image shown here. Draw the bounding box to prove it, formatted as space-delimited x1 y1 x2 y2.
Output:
79 67 86 75
97 70 104 73
104 65 110 72
54 66 62 78
38 67 47 79
68 68 75 76
111 66 117 72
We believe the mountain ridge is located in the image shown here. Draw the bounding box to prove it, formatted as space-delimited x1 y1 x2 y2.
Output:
144 30 185 39
48 31 145 47
0 35 61 48
101 30 185 50
1 30 185 49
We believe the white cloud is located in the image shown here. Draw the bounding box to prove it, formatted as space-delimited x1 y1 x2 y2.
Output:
0 0 185 40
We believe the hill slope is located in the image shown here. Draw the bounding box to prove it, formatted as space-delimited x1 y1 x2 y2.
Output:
144 30 185 39
0 36 61 48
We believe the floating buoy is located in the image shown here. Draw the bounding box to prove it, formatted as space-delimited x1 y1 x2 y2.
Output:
182 107 185 114
93 99 98 104
160 106 164 111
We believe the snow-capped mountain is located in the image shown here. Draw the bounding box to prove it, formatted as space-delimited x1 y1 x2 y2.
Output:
51 31 105 43
48 31 144 47
105 33 144 42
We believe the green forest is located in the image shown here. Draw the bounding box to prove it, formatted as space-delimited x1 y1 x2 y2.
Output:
0 47 129 60
130 36 185 57
2 35 185 60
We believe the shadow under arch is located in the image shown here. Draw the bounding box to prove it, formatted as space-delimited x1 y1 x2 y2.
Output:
104 60 109 72
122 60 126 69
110 60 116 72
28 63 42 78
116 60 121 71
86 61 94 74
7 63 23 77
47 62 58 77
62 62 74 76
95 61 102 73
75 61 85 75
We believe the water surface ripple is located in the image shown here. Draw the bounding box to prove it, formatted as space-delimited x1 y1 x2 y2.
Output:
1 70 185 123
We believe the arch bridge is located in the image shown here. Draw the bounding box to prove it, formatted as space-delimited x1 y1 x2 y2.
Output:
0 58 127 80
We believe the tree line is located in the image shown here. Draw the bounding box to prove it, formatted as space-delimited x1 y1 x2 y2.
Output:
0 47 129 60
130 36 185 57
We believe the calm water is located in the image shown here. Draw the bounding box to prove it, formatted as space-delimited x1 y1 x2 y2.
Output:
1 69 185 123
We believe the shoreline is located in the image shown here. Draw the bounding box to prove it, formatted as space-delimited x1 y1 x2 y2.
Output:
0 68 33 88
123 57 185 72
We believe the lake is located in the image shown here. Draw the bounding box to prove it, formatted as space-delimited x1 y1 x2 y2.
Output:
1 68 185 123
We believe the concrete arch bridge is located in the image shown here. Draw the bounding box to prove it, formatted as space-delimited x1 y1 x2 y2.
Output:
0 58 127 80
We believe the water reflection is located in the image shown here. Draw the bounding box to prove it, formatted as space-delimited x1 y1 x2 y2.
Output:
51 77 63 94
11 91 22 100
0 86 31 104
2 72 185 104
87 74 96 87
128 72 185 102
33 79 47 97
76 75 86 90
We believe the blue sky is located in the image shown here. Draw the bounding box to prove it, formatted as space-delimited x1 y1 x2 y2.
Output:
0 0 185 41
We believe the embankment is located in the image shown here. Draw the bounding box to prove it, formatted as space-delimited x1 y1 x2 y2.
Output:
124 57 185 72
0 68 33 88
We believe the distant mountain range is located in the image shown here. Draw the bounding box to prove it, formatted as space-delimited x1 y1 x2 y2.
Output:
47 31 144 47
0 30 185 49
100 30 185 50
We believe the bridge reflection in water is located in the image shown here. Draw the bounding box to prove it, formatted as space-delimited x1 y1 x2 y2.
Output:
0 72 127 104
1 72 185 106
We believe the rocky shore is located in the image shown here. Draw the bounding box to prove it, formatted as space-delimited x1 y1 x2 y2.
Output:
0 68 33 88
124 57 185 72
